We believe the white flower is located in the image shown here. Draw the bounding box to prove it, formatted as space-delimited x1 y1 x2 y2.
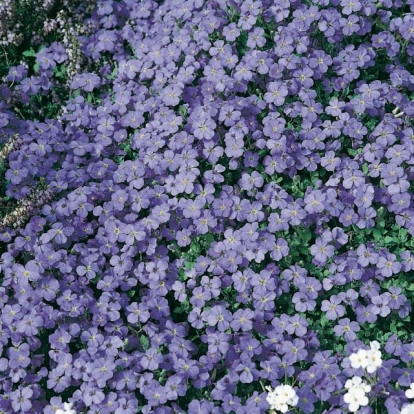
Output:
401 403 414 414
345 376 363 389
345 376 371 393
277 384 298 406
365 349 382 373
344 387 369 412
344 377 371 413
274 400 289 414
266 391 288 413
349 343 382 374
349 349 368 369
56 402 76 414
406 383 414 399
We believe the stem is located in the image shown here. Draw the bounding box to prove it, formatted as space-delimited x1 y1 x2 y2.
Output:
1 45 10 68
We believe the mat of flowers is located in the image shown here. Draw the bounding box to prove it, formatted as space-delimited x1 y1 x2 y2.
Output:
0 0 414 413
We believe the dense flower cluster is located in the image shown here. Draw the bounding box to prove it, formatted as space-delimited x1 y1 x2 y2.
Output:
0 0 90 47
0 0 413 413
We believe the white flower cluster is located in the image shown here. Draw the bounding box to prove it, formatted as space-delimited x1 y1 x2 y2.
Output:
56 402 76 414
344 376 371 412
266 384 298 413
349 340 383 373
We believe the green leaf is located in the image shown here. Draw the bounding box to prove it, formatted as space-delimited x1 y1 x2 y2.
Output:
54 65 67 79
399 228 408 242
90 275 101 283
178 105 188 117
184 261 195 270
298 228 312 244
201 233 214 246
372 229 383 240
23 48 36 57
377 220 385 228
105 64 118 80
140 335 150 350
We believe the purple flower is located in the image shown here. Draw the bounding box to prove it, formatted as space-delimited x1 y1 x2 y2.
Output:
17 311 43 336
49 328 71 350
286 314 309 337
321 296 346 320
400 343 414 363
234 354 259 383
239 171 264 191
162 85 182 107
264 81 289 106
10 386 33 412
193 117 216 140
281 339 308 364
141 348 164 371
387 287 406 310
281 203 307 226
202 305 232 331
6 161 28 184
292 292 316 312
270 238 290 261
310 238 335 264
230 308 254 332
304 190 326 214
401 250 414 271
296 387 318 413
333 318 360 341
371 294 391 317
377 252 401 277
385 334 403 356
222 23 240 42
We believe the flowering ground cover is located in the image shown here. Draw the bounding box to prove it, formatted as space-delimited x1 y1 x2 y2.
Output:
0 0 414 412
